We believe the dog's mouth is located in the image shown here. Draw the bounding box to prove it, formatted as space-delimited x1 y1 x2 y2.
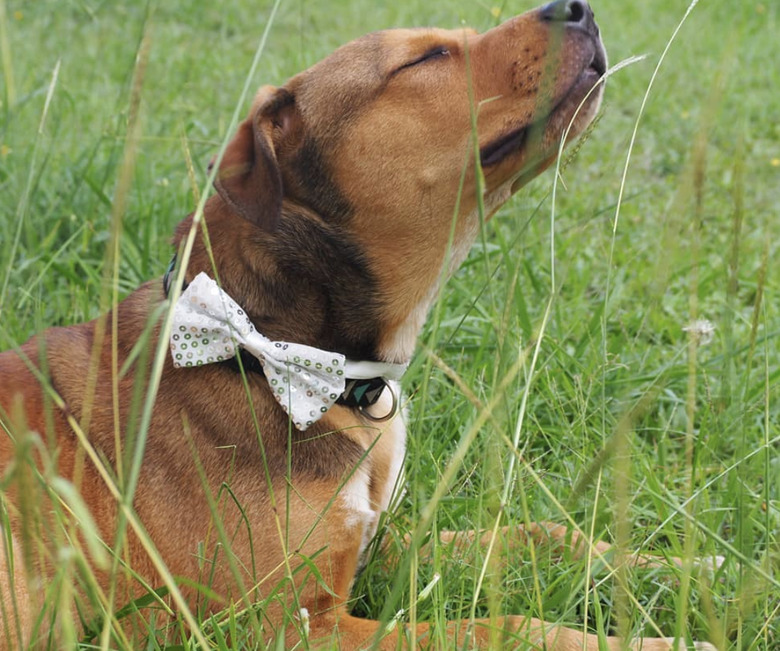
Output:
479 43 606 169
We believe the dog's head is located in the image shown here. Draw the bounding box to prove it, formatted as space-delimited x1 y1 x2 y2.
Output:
208 0 606 361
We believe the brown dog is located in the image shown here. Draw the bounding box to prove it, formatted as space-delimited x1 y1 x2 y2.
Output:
0 1 714 649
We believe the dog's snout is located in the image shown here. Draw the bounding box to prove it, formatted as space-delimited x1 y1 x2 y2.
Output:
540 0 598 35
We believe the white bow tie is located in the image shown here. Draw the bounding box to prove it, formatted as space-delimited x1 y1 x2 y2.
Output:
169 272 406 430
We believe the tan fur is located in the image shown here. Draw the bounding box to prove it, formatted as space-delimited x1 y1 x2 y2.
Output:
0 2 714 649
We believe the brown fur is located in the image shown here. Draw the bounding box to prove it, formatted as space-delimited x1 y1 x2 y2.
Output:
0 2 713 649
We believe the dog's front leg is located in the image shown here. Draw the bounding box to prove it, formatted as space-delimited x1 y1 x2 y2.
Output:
425 522 681 570
304 610 713 650
297 522 709 650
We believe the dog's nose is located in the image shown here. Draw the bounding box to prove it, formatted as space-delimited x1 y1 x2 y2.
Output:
539 0 598 35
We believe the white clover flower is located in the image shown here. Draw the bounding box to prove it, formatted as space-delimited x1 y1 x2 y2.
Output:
683 319 716 345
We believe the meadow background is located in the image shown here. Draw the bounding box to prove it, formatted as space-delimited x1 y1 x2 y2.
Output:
0 0 777 648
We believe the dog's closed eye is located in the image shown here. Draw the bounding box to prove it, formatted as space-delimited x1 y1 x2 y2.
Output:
394 46 451 74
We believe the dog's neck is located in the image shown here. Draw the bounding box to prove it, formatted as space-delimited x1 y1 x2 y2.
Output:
373 183 512 363
174 202 398 365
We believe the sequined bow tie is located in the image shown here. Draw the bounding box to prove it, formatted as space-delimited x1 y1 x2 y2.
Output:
169 272 406 430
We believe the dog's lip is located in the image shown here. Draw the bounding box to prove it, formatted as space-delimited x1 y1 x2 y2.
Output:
480 125 530 168
480 40 605 169
590 41 607 78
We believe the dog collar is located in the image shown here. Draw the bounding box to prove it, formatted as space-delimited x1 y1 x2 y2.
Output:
168 271 406 430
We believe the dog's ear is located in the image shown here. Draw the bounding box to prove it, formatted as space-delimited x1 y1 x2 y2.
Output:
214 86 297 232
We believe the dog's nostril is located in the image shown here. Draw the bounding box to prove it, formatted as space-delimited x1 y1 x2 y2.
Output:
540 0 590 26
567 0 586 23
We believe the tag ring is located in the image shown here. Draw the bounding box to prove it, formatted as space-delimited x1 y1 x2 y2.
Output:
358 381 398 422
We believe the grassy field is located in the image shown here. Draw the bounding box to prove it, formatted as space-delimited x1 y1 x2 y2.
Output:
1 0 778 649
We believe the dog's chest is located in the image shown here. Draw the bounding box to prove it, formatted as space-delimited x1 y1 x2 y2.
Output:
339 382 406 565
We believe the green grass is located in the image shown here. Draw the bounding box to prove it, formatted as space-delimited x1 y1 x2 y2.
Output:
1 0 778 649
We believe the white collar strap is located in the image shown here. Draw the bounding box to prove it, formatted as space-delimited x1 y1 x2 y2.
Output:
169 272 406 430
